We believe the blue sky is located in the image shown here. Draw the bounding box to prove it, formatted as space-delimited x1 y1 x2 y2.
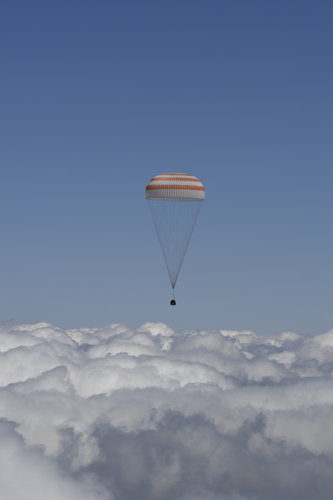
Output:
1 0 333 334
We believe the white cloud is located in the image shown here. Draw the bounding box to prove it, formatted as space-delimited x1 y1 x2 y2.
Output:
0 421 110 500
1 321 333 499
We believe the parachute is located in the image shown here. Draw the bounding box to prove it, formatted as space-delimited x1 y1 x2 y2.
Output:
145 173 205 305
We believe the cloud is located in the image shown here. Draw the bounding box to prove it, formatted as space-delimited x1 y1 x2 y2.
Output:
0 420 110 500
1 321 333 499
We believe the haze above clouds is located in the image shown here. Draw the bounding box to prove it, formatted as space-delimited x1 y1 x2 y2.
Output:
1 321 333 499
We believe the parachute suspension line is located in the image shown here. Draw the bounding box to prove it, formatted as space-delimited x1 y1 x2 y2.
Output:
149 199 202 304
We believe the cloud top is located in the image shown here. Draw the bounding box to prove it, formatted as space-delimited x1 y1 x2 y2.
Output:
1 321 333 499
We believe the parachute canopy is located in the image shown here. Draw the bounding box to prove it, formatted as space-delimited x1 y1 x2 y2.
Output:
145 173 205 201
146 173 205 299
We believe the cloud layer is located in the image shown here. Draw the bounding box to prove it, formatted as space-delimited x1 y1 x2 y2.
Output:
1 321 333 499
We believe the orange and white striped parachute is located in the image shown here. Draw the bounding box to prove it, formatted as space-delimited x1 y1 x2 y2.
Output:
145 173 205 201
146 173 205 305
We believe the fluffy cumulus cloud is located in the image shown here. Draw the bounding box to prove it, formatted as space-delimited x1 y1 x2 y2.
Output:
1 321 333 499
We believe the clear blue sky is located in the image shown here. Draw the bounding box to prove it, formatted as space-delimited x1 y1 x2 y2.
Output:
1 0 333 334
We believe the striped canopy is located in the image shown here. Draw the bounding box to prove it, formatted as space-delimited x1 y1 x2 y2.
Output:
145 173 205 201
